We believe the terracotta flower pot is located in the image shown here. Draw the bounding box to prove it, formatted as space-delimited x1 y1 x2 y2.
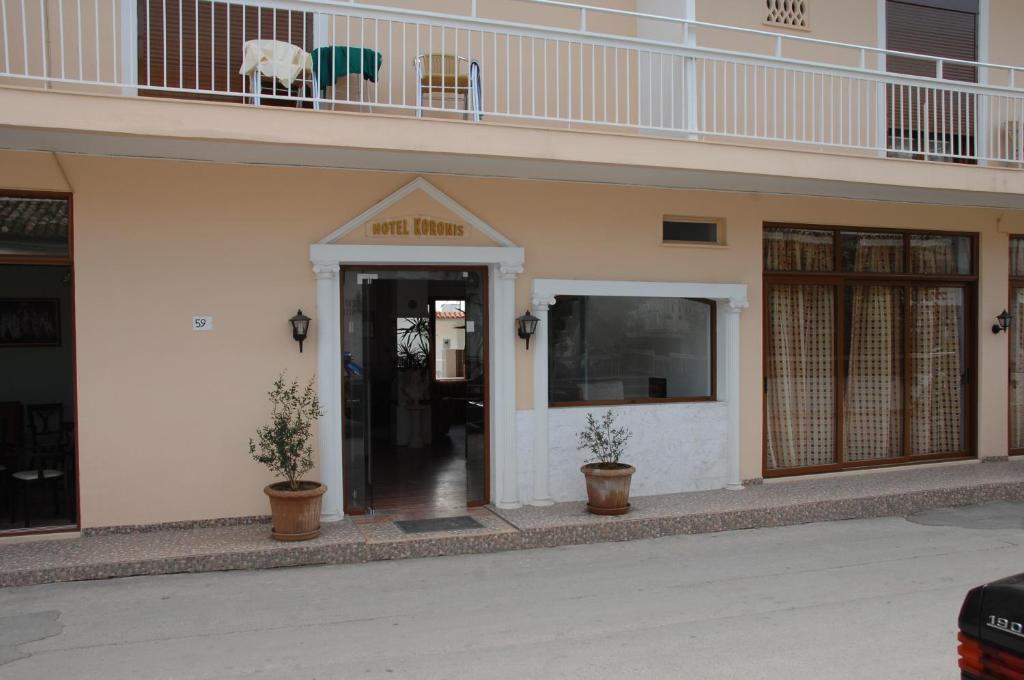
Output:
581 463 635 515
264 481 326 541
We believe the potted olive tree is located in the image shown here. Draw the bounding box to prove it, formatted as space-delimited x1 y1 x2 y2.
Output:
249 373 325 541
578 410 634 515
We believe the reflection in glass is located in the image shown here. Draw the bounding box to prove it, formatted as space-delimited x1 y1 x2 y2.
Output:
548 296 713 404
844 285 904 461
840 232 904 273
433 300 466 380
763 227 833 271
1012 237 1024 278
0 197 70 257
765 284 835 469
909 235 971 275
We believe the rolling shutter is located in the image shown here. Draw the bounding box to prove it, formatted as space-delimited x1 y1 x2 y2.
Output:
886 0 978 155
137 0 313 103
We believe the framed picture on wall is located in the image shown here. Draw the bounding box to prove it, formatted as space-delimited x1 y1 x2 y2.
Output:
0 299 60 347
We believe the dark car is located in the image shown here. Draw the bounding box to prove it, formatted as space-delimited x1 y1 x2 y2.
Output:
958 574 1024 679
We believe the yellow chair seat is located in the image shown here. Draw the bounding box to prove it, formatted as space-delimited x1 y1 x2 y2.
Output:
420 74 471 89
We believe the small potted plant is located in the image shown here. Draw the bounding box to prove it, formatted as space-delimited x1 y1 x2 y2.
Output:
578 410 635 515
249 373 326 541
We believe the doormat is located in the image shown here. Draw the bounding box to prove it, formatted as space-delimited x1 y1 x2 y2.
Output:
394 516 484 534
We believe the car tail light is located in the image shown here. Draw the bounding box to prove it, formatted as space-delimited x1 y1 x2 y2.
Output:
959 632 1024 680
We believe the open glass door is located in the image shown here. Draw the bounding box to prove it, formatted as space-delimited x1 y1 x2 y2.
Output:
463 270 487 506
341 271 375 513
341 268 488 515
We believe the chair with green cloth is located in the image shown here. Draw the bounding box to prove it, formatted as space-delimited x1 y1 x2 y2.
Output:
311 46 383 106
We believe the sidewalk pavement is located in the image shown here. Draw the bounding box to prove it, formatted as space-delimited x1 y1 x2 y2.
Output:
2 458 1023 588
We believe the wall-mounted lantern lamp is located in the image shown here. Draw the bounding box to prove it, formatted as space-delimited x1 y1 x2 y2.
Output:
516 309 539 349
993 309 1012 334
289 309 311 352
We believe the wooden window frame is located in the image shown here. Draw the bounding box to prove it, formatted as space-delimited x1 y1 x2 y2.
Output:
661 216 727 247
763 222 979 478
548 295 717 408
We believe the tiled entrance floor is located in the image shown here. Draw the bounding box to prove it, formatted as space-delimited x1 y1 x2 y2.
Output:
3 459 1024 588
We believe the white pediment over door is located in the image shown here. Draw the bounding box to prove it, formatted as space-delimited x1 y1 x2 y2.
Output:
318 177 516 248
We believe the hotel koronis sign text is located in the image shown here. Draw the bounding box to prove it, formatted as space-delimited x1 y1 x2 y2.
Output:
365 216 469 240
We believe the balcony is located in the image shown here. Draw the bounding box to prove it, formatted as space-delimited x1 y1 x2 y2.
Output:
1 0 1023 180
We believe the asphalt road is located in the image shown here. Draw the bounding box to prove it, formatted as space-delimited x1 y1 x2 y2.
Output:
3 502 1024 679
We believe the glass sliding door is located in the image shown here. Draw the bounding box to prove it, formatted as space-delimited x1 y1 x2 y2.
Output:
764 224 976 476
1010 238 1024 454
341 270 374 512
462 270 487 506
910 286 966 455
843 285 905 462
765 284 836 470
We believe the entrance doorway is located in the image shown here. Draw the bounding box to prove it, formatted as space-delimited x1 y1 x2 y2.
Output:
0 193 77 533
341 268 488 515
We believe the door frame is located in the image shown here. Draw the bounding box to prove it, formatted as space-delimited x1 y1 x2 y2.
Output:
311 243 525 520
0 190 80 535
338 264 489 515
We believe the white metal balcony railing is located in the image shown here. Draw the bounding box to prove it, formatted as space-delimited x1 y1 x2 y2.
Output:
2 0 1024 166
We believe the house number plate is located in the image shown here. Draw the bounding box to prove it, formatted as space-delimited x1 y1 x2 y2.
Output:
192 316 214 331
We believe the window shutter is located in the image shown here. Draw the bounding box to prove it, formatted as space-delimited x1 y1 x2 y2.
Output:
137 0 313 103
885 0 978 153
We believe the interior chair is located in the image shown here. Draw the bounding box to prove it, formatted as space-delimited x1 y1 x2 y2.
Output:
10 403 71 528
0 402 22 521
414 53 482 120
0 420 8 521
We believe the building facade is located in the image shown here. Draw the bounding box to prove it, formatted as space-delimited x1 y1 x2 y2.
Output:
0 0 1023 532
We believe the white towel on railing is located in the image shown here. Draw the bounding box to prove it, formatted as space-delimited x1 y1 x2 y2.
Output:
238 40 313 89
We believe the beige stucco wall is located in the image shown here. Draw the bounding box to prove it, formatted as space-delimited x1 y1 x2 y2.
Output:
986 0 1024 87
0 148 1021 527
695 0 879 69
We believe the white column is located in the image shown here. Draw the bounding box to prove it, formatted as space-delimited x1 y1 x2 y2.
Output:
723 297 748 490
875 0 887 157
977 0 991 165
530 295 555 506
683 0 697 137
495 264 522 509
314 263 344 521
119 0 138 95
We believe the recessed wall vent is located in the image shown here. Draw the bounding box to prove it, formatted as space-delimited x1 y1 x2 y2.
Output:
766 0 808 29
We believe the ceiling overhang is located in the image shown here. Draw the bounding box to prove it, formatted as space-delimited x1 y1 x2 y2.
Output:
2 88 1024 210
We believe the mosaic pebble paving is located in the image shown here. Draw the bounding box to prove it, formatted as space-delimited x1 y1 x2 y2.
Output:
2 459 1023 588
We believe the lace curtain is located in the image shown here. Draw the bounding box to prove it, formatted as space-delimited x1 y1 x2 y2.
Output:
844 235 903 461
765 230 835 469
1010 239 1024 449
767 229 964 467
